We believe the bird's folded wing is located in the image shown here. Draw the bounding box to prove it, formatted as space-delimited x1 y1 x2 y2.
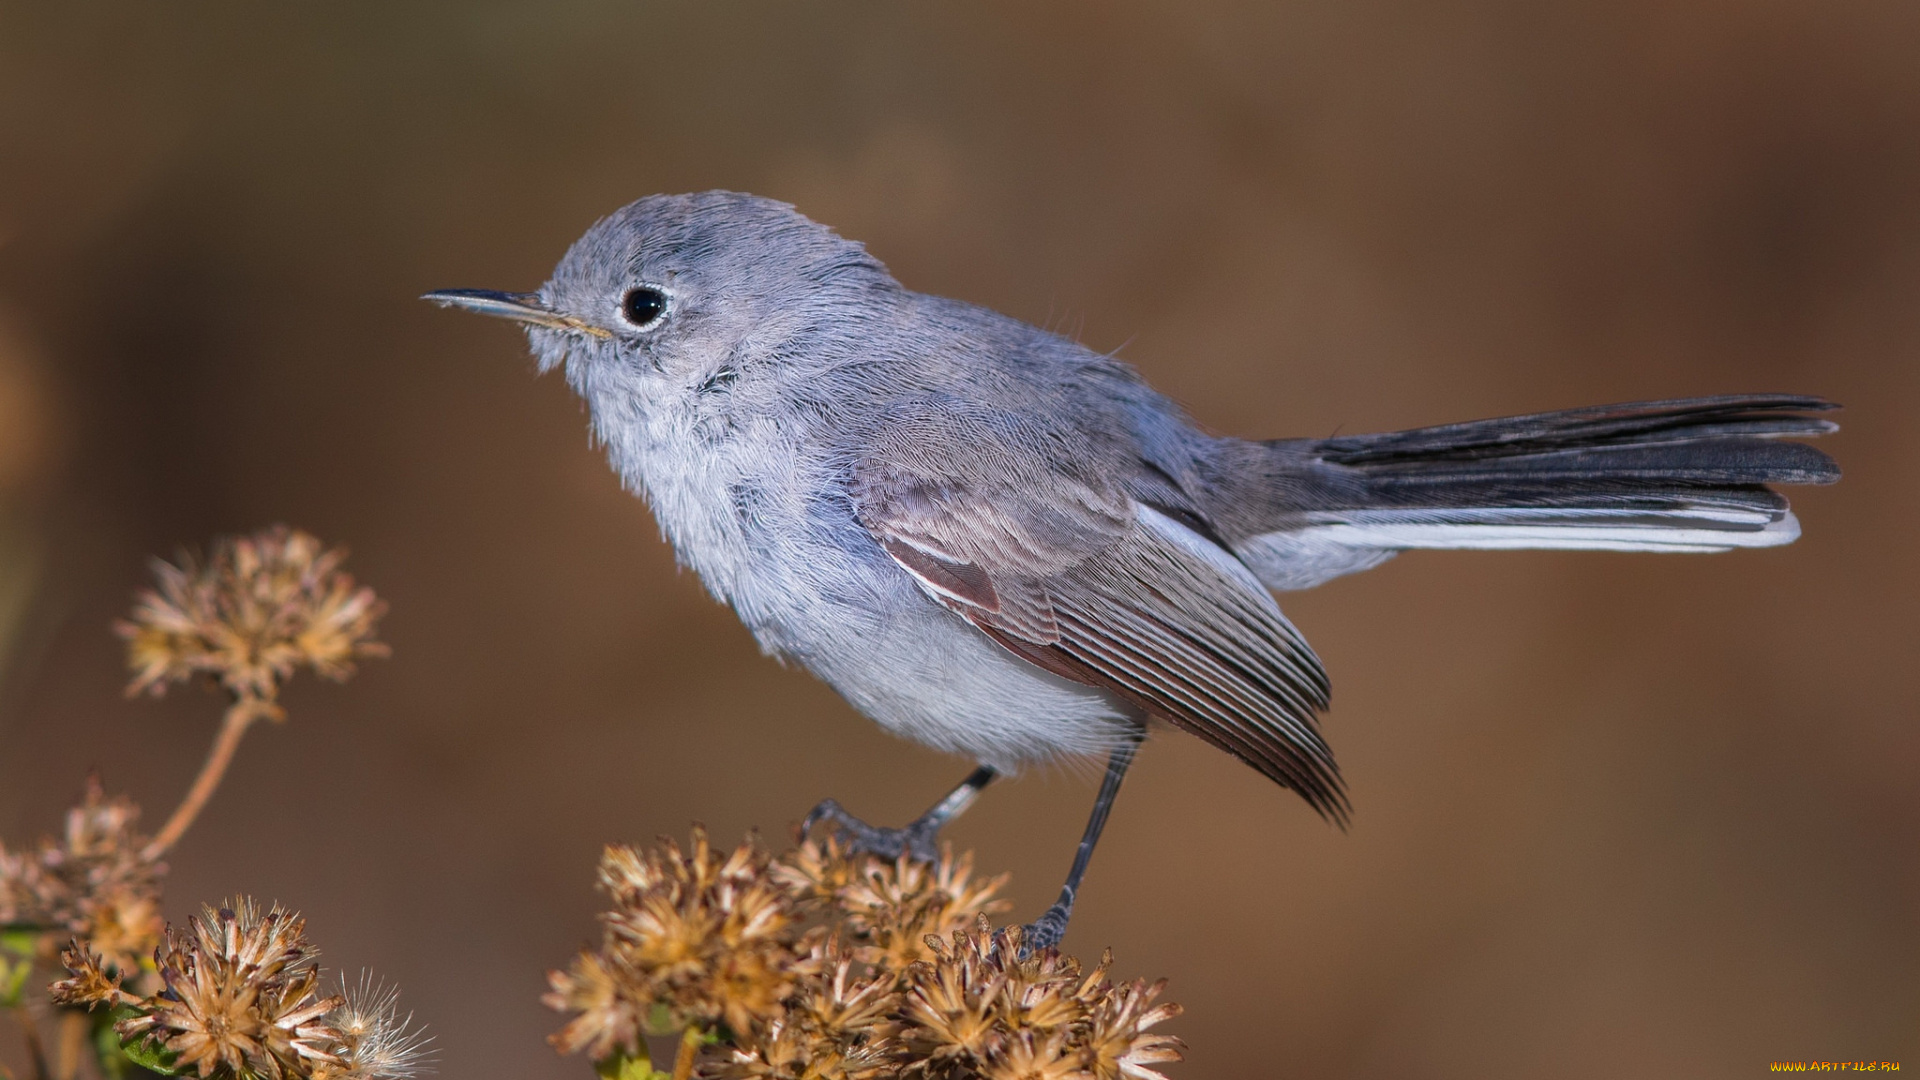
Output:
848 409 1346 819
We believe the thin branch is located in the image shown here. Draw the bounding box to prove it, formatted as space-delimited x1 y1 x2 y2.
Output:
671 1027 701 1080
12 1006 49 1080
50 1012 83 1080
142 696 268 860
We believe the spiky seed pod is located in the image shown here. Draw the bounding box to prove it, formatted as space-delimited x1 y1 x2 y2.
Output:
977 1028 1083 1080
115 901 346 1080
546 951 646 1061
47 942 137 1012
1 777 166 997
79 890 164 985
118 526 387 706
548 834 1183 1080
312 975 434 1080
773 837 1008 973
1079 977 1183 1080
548 829 808 1057
892 918 1185 1080
711 942 905 1080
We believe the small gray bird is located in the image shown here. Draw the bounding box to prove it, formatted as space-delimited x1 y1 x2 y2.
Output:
427 191 1838 948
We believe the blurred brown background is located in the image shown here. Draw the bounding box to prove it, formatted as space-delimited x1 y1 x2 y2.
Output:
1 2 1915 1076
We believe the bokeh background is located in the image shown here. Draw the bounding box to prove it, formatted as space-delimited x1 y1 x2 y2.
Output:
2 2 1916 1076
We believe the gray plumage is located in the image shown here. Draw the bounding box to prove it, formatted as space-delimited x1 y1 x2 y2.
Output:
427 190 1839 827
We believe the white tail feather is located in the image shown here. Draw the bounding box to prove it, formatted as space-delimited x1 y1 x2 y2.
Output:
1237 507 1801 591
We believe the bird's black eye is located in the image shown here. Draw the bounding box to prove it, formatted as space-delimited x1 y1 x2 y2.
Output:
621 286 668 329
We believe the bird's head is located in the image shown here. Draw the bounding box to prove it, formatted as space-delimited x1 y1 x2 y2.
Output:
425 191 897 423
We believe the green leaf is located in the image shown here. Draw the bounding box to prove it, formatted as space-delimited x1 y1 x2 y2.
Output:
117 1037 180 1076
93 1012 132 1080
99 1006 174 1079
112 1014 182 1080
0 954 31 1008
594 1049 668 1080
642 1002 678 1037
0 927 41 958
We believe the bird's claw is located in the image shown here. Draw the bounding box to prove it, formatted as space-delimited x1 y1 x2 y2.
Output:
801 798 943 863
1018 901 1071 956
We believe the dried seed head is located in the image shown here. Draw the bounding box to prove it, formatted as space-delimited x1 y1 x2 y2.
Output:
116 899 345 1080
81 887 165 981
48 941 138 1012
711 941 904 1080
773 836 1008 973
547 829 804 1057
546 951 644 1062
547 832 1182 1080
1082 977 1184 1080
312 974 434 1080
118 526 387 706
0 775 164 984
893 916 1185 1080
53 899 429 1080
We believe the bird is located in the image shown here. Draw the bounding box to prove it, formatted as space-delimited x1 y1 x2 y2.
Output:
425 190 1839 949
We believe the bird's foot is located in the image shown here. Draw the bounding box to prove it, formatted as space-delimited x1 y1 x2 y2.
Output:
1019 899 1072 956
800 798 943 863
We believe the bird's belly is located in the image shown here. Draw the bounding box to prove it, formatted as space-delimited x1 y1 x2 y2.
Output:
808 596 1137 770
638 436 1134 769
727 536 1135 770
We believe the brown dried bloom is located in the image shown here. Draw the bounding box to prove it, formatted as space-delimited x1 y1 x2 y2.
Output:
1079 977 1183 1080
0 776 164 985
711 942 905 1080
82 888 166 981
547 832 1180 1080
547 828 805 1056
774 836 1008 973
48 941 139 1012
896 919 1183 1080
52 904 429 1080
310 975 434 1080
118 525 387 707
114 899 346 1080
543 949 641 1062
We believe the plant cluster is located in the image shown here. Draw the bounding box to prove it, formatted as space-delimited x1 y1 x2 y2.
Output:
2 527 395 1080
4 526 1186 1080
544 831 1183 1080
51 900 426 1080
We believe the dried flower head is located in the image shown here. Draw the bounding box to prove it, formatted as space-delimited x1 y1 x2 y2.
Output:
899 919 1184 1080
47 941 138 1012
114 899 346 1080
548 828 804 1056
775 837 1008 973
1079 976 1183 1080
0 776 164 985
52 902 430 1080
545 831 1181 1080
118 526 387 707
711 941 905 1080
311 975 434 1080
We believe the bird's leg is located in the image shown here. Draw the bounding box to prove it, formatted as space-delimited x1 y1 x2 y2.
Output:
802 764 999 863
1022 738 1139 953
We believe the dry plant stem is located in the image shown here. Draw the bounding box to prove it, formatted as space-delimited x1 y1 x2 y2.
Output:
51 1012 86 1080
670 1028 701 1080
11 1006 48 1080
143 696 266 860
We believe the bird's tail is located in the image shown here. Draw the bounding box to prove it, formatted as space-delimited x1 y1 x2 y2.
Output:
1233 394 1840 590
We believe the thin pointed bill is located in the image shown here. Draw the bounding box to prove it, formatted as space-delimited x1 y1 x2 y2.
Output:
421 288 612 339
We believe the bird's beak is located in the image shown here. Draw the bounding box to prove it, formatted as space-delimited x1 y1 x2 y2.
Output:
420 289 613 339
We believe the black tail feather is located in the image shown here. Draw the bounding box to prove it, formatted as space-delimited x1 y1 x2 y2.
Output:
1281 396 1841 511
1310 394 1840 481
